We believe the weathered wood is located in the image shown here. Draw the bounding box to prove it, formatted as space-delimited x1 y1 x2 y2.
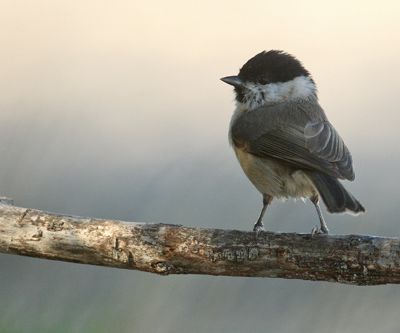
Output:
0 203 399 285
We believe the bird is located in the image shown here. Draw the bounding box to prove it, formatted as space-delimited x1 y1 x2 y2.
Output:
221 50 365 234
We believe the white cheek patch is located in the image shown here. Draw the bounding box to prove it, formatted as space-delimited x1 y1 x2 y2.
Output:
238 75 316 110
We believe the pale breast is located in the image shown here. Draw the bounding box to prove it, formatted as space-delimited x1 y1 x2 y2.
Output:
233 146 316 199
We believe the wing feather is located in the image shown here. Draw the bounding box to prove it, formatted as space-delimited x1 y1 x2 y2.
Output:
231 103 355 180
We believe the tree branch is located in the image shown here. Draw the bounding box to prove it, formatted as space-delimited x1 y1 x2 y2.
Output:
0 201 399 285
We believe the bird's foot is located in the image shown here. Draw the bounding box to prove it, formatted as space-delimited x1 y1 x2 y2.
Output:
253 221 265 232
311 225 329 236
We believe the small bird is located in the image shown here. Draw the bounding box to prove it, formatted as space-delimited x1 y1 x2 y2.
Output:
221 50 365 233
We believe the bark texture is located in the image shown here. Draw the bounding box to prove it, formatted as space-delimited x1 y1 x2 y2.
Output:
1 203 399 285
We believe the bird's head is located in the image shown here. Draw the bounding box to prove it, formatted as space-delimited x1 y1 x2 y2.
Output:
221 50 317 110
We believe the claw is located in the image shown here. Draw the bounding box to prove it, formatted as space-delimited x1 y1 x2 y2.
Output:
311 226 318 235
311 225 329 236
253 221 265 232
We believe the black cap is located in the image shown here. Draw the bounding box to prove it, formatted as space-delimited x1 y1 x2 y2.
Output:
238 50 311 84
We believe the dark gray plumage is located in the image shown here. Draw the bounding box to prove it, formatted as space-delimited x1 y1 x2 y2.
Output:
231 100 354 181
222 50 365 233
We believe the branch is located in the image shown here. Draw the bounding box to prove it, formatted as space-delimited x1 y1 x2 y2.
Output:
0 201 399 286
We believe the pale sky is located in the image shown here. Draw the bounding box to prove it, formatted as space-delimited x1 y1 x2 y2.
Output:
1 0 399 161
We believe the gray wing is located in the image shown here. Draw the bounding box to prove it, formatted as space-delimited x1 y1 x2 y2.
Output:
231 105 355 180
304 121 354 180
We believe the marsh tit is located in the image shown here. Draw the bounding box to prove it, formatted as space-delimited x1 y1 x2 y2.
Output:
221 50 365 233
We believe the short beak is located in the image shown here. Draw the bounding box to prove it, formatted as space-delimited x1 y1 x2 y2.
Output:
220 76 243 87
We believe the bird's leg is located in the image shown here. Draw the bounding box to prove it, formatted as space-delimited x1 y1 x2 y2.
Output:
310 194 329 234
253 194 273 232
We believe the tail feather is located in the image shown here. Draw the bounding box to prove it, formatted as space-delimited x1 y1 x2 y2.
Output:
307 172 365 214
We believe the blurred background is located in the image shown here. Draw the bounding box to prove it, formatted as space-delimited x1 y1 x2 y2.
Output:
1 0 400 332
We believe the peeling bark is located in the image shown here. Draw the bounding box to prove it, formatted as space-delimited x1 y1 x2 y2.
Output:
1 203 400 285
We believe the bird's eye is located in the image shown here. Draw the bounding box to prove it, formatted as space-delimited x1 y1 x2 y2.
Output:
259 78 268 85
